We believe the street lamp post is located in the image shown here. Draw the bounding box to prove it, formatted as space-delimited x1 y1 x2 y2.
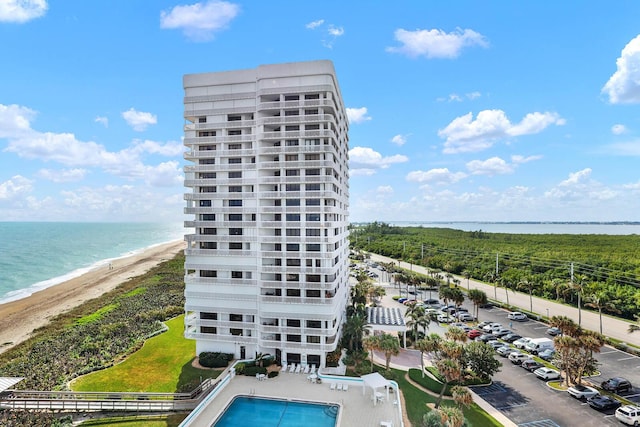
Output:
546 308 550 319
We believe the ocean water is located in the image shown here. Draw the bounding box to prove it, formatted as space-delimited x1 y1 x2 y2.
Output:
0 222 185 305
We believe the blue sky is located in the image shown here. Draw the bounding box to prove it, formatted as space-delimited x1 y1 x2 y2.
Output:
1 1 640 223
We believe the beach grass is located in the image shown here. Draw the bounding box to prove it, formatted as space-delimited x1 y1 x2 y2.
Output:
75 303 119 325
71 316 221 393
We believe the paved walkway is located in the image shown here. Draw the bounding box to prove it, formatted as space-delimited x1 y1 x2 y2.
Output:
367 252 640 347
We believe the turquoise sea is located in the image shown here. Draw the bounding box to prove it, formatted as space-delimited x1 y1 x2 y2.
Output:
0 222 185 305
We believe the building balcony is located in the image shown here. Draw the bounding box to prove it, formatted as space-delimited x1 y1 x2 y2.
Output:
184 248 256 257
184 164 256 173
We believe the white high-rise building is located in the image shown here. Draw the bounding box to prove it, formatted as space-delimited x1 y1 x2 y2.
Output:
183 60 350 368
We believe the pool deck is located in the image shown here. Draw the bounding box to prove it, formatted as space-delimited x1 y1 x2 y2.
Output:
185 371 402 427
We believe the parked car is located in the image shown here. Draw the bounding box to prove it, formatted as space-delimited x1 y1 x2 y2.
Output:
546 326 562 336
521 359 544 372
488 340 505 350
502 333 522 343
496 346 514 357
477 321 493 329
451 323 472 332
538 348 556 361
437 314 454 323
423 298 441 307
567 384 599 400
588 394 621 411
493 328 512 338
507 311 528 321
483 323 503 333
513 337 533 350
398 297 408 304
467 329 483 339
615 405 640 426
602 377 633 393
476 334 497 343
456 312 475 322
509 352 530 365
533 367 561 380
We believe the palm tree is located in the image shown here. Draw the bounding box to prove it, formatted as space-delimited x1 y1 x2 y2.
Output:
414 338 431 378
342 313 370 352
405 304 429 344
378 333 401 371
445 326 468 343
585 285 619 335
421 333 444 363
517 276 536 313
483 271 499 300
468 289 487 322
498 276 511 306
451 288 465 309
451 385 473 408
573 275 588 326
462 270 471 291
434 358 462 409
549 315 579 337
363 335 380 373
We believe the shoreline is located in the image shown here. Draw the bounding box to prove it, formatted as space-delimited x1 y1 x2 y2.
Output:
0 239 186 355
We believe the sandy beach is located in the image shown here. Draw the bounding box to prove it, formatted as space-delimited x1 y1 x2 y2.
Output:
0 239 186 355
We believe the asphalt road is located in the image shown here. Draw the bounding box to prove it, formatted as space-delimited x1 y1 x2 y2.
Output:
366 262 640 427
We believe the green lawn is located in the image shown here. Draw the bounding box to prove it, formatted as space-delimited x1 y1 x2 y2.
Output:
71 315 220 393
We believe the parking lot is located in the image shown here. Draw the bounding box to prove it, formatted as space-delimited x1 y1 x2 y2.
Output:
361 261 640 427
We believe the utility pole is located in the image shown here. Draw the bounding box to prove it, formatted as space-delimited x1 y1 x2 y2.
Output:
494 252 499 300
421 243 424 259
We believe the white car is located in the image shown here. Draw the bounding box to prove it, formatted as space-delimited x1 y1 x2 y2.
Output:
513 337 533 350
482 322 502 333
437 314 454 323
534 367 561 380
508 352 529 364
457 312 475 322
507 311 528 321
567 384 599 400
615 405 640 426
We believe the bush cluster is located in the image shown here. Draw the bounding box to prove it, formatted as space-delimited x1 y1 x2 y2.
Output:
199 352 233 368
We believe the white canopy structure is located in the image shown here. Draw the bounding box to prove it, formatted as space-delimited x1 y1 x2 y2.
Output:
366 307 407 348
361 372 391 405
0 377 23 393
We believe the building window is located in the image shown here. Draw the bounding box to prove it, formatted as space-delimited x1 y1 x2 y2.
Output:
199 144 216 150
229 200 242 207
306 229 320 236
286 243 300 251
229 228 243 235
285 139 299 146
200 270 217 277
228 130 242 136
286 214 300 221
306 320 321 328
199 200 212 207
305 109 318 115
287 319 301 327
200 172 216 179
305 94 320 100
200 326 217 334
286 274 299 282
229 242 243 250
306 244 321 252
229 171 242 178
201 214 215 220
199 159 215 164
305 199 320 206
229 186 242 192
198 117 207 123
229 214 242 221
200 312 218 320
306 169 320 176
200 242 217 249
285 125 299 131
306 214 320 221
231 271 243 279
305 124 320 130
306 275 321 282
227 114 241 121
305 154 320 161
286 289 301 297
284 95 299 101
228 143 242 150
286 334 302 342
286 184 300 191
285 169 300 176
307 336 321 344
200 187 216 193
230 314 243 322
286 259 301 266
229 158 242 164
306 289 321 298
286 229 300 236
284 110 299 116
286 199 300 206
201 228 217 235
230 328 243 336
285 154 298 161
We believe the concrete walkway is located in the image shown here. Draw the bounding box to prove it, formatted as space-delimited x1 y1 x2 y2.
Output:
368 252 640 348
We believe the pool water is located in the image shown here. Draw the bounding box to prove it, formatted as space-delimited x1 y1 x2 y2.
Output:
212 396 339 427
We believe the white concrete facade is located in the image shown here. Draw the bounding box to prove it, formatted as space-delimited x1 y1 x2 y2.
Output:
183 60 350 368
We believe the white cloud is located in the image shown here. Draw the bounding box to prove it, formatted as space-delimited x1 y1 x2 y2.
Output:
131 139 184 156
346 107 372 124
376 185 394 195
406 168 466 184
511 154 542 164
386 27 488 59
391 134 407 146
602 34 640 104
328 25 344 36
160 0 239 42
0 175 33 200
545 168 617 203
466 157 514 176
143 161 184 187
467 91 481 100
611 124 627 135
559 168 592 186
37 168 87 183
349 146 408 175
439 109 565 154
95 116 109 127
438 92 481 103
121 108 157 131
0 0 47 23
0 104 37 138
306 19 324 29
604 140 640 156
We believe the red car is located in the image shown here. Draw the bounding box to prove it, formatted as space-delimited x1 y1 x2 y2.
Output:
467 329 482 339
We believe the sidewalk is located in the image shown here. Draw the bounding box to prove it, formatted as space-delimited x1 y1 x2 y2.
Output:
368 252 640 348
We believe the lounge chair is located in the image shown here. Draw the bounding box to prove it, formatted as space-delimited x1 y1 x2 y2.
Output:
380 421 393 427
310 365 316 374
303 364 310 374
343 384 349 392
330 383 336 391
288 364 296 373
336 383 343 391
295 364 302 374
281 363 287 372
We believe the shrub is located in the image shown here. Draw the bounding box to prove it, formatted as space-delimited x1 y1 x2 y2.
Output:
268 371 279 379
234 362 246 375
243 366 267 377
199 352 233 368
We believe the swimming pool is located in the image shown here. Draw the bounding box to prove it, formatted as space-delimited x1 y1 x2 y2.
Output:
211 395 339 427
